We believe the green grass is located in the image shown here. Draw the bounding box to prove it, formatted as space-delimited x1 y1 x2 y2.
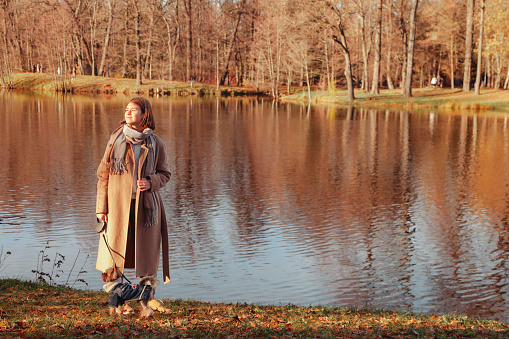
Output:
283 87 509 113
0 278 508 338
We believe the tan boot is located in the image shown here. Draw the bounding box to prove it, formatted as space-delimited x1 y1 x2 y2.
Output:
148 299 171 313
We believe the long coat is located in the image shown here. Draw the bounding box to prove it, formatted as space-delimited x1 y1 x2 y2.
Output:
96 127 171 284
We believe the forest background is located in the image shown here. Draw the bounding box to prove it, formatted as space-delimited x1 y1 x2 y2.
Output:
0 0 507 100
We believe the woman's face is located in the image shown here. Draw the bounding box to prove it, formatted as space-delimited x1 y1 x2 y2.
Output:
125 102 145 130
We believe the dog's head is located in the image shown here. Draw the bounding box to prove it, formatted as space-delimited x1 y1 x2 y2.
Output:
139 276 159 288
101 266 121 282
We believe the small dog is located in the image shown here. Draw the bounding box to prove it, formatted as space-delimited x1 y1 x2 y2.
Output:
101 266 158 317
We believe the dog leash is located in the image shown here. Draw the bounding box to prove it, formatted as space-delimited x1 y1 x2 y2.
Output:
99 221 133 285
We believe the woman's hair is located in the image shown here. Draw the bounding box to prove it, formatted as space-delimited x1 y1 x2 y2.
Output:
121 97 156 130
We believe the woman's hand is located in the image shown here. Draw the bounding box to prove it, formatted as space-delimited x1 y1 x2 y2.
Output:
97 213 108 222
137 178 151 191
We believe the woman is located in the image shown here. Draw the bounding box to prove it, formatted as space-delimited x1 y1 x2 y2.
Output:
96 97 171 292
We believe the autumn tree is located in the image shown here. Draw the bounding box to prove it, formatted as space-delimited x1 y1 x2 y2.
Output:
474 0 485 95
287 8 315 101
370 0 382 95
402 0 419 98
321 0 355 101
4 0 509 95
463 0 474 92
98 0 114 76
483 0 509 89
161 0 180 81
354 0 371 92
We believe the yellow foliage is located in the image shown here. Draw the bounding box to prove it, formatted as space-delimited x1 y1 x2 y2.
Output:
483 0 509 59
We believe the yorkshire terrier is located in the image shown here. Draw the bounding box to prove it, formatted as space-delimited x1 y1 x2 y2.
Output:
101 266 158 317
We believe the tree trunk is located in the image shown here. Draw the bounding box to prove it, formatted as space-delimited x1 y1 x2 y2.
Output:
360 14 370 92
98 0 113 76
275 23 281 99
287 65 292 94
144 12 154 79
450 34 455 89
400 34 407 90
494 54 502 89
463 0 474 92
134 0 142 85
402 0 419 98
474 0 484 95
305 61 311 101
197 5 202 81
400 11 408 91
267 36 275 97
89 0 99 76
370 0 382 95
487 55 492 87
332 31 355 101
163 4 180 82
324 30 331 93
216 38 220 91
344 50 355 101
121 2 129 78
184 0 193 80
328 2 355 101
504 61 509 89
386 0 394 90
220 1 245 85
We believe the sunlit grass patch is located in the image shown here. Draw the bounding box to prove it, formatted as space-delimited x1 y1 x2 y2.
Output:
283 87 509 114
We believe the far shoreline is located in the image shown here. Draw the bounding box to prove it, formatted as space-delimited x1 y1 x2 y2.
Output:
3 73 509 113
282 87 509 114
1 72 269 98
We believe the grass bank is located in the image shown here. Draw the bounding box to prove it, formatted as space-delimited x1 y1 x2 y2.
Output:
282 88 509 113
6 74 509 113
4 73 267 97
0 279 507 338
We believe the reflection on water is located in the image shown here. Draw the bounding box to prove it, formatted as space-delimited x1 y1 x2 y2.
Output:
1 91 509 321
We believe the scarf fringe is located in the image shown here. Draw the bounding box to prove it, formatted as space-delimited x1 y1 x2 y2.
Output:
110 158 127 175
145 209 155 227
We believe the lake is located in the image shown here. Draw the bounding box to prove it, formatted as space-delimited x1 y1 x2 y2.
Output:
1 91 509 322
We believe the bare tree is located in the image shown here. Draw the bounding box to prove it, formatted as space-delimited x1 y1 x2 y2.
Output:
219 0 247 86
4 0 509 97
183 0 193 80
463 0 474 92
64 0 96 75
133 0 142 85
144 0 159 80
385 0 395 90
162 0 180 81
399 0 409 91
370 0 382 95
354 0 370 92
98 0 114 76
474 0 485 95
288 30 312 101
402 0 419 98
323 1 355 101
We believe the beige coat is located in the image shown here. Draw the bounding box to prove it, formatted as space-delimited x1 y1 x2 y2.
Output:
96 128 171 284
